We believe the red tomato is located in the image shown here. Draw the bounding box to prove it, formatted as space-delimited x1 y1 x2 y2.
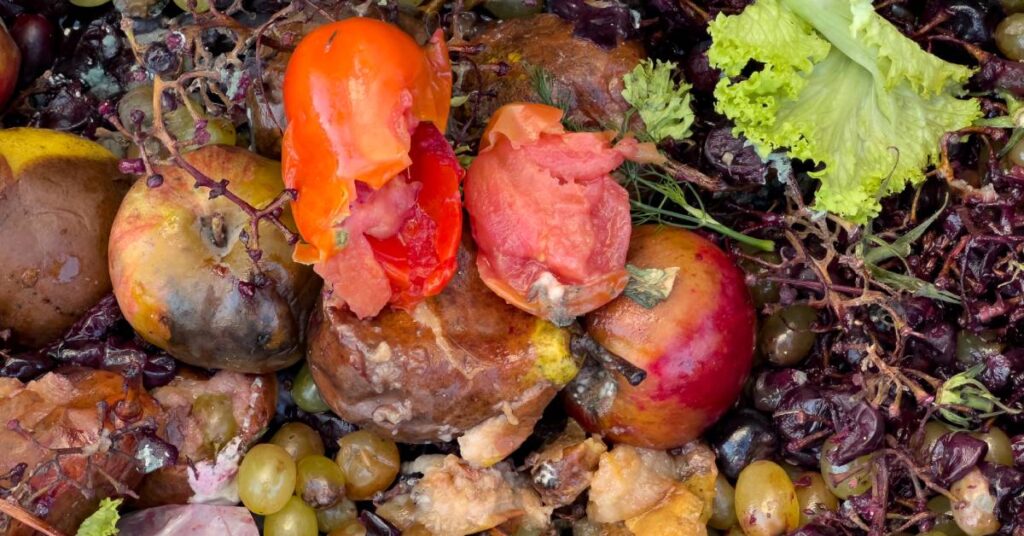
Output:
281 18 460 317
464 103 638 325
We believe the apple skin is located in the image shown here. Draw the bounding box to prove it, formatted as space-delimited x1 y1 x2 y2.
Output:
0 20 20 110
565 225 756 449
109 145 318 373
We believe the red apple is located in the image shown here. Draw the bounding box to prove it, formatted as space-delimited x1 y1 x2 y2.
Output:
565 225 756 449
0 19 20 110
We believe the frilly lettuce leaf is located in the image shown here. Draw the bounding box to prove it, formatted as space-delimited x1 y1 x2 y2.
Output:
708 0 981 223
622 59 695 142
77 498 122 536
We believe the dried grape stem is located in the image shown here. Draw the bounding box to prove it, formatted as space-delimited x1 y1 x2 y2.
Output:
571 335 646 386
0 499 64 536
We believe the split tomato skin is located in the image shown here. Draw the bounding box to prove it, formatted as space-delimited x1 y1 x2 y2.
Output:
565 226 757 449
281 18 459 316
464 103 634 326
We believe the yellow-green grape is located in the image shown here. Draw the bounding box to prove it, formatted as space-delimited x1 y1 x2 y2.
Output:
335 430 400 500
264 496 318 536
971 427 1014 466
173 0 210 12
292 364 331 414
328 520 368 536
1003 0 1024 14
997 14 1024 61
69 0 113 6
483 0 544 19
316 498 357 534
117 83 235 151
819 438 873 499
928 496 968 536
951 468 1000 536
192 393 237 455
793 472 838 527
734 460 800 536
709 473 737 530
271 422 325 462
296 455 347 509
238 444 296 515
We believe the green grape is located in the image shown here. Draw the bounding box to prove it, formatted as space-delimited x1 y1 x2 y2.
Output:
708 473 737 530
819 438 873 499
758 304 817 366
270 422 325 462
483 0 544 19
971 427 1014 466
316 498 357 533
116 83 235 152
264 496 318 536
928 496 967 536
238 444 296 515
951 469 1000 536
191 393 237 455
793 472 837 527
292 364 331 414
69 0 113 7
296 455 347 509
734 460 800 536
327 520 368 536
173 0 210 12
955 331 1003 367
997 14 1024 61
335 430 400 500
1003 0 1024 14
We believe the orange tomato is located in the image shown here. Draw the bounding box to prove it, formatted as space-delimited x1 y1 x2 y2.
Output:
282 18 452 265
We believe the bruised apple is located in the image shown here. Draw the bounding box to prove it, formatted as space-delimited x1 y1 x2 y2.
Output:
0 128 129 348
109 145 318 373
307 242 579 464
565 226 756 449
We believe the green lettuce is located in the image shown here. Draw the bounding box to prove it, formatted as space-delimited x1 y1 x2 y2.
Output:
708 0 981 223
76 498 122 536
622 59 695 142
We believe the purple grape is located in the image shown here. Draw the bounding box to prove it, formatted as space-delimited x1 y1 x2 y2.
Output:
10 14 56 87
929 432 988 487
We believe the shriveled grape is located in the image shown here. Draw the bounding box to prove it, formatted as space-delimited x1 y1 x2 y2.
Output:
820 438 873 499
734 460 800 536
972 427 1014 466
271 422 325 462
238 444 297 515
335 430 400 500
264 496 318 536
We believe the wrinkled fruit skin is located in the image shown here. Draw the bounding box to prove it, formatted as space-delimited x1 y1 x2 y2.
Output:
0 368 163 536
468 14 643 131
109 145 318 373
307 243 578 444
0 128 129 348
566 226 756 449
0 21 18 110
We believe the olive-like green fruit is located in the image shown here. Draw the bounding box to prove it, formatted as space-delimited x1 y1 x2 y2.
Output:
709 473 737 530
292 364 331 414
955 331 1003 367
997 14 1024 61
759 304 817 366
483 0 544 19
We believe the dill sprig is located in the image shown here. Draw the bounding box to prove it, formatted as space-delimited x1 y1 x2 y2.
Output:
621 162 775 252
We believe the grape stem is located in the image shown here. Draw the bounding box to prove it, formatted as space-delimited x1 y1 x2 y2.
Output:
0 499 64 536
570 335 646 387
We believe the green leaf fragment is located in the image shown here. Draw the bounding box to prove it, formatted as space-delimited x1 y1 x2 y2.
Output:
621 59 696 142
76 498 122 536
624 264 680 309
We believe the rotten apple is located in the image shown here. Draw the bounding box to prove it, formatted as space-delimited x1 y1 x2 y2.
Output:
565 226 756 449
109 145 318 373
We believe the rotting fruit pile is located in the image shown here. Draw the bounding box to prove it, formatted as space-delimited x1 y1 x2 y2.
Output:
0 0 1024 535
